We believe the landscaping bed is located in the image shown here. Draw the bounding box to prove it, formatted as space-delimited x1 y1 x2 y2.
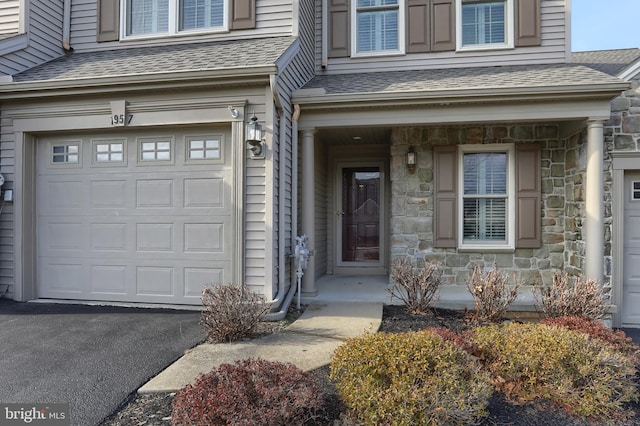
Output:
101 305 640 426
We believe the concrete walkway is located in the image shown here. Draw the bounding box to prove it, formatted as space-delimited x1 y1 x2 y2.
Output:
139 302 383 393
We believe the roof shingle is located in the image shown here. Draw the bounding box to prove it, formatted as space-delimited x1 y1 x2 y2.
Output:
301 63 624 95
13 36 296 83
571 48 640 76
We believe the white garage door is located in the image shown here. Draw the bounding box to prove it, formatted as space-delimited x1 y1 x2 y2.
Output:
36 129 234 305
622 172 640 325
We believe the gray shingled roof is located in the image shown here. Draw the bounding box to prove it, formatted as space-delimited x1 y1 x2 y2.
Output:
300 63 624 95
572 48 640 76
13 36 296 83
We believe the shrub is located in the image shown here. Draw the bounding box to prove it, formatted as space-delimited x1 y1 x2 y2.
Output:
469 322 638 422
330 330 493 426
200 283 269 343
541 316 640 365
533 271 606 320
171 358 324 426
466 264 520 322
388 258 442 314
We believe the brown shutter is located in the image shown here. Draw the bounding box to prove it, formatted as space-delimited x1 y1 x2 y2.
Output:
515 143 541 248
407 0 430 53
434 146 458 248
514 0 541 47
231 0 256 30
431 0 455 51
328 0 350 58
97 0 120 42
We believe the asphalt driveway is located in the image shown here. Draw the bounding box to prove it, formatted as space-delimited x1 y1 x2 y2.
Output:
0 299 204 426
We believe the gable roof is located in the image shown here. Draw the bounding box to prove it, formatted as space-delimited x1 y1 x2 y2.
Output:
12 36 296 83
572 48 640 77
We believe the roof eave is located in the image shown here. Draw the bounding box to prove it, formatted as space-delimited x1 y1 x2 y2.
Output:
0 65 278 100
292 82 630 109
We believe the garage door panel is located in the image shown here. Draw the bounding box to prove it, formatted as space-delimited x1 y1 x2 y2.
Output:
37 130 234 305
91 265 127 294
184 178 226 208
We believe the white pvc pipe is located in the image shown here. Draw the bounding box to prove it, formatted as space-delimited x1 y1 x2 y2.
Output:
62 0 72 52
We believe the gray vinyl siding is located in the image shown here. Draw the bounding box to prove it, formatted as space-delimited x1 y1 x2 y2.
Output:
0 110 15 299
316 0 568 73
69 0 295 53
0 1 20 35
0 0 64 76
264 0 315 293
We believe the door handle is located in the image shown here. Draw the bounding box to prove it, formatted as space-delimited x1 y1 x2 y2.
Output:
336 210 345 216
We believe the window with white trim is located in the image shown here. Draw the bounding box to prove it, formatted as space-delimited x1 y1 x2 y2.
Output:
459 144 515 248
633 181 640 201
457 0 513 49
188 138 221 160
95 141 125 162
124 0 227 37
139 139 172 161
52 144 80 164
352 0 405 56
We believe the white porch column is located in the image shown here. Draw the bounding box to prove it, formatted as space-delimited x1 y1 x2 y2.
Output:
585 120 605 282
301 129 317 295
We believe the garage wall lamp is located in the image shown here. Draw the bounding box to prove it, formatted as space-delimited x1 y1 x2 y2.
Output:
246 112 265 159
406 146 417 174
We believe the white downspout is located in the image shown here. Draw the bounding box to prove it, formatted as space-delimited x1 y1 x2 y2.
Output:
62 0 73 52
264 77 297 321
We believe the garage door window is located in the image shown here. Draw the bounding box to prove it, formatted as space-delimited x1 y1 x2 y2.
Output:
633 181 640 201
138 137 173 164
187 136 222 162
50 142 81 166
93 139 126 165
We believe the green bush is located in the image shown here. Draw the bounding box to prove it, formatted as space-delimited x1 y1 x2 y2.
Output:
330 330 493 426
469 322 638 423
171 358 324 426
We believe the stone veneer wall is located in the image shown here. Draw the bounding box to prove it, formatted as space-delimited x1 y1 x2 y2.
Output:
390 123 584 288
604 74 640 281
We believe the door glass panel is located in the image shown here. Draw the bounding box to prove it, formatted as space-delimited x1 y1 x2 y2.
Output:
342 168 380 262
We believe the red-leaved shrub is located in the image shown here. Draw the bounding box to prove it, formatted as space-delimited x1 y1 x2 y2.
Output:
171 358 324 425
541 316 640 364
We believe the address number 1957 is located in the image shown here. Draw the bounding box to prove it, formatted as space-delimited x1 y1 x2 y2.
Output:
111 114 133 126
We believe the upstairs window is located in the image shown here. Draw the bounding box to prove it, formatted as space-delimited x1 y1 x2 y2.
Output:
458 0 513 49
125 0 227 37
353 0 405 55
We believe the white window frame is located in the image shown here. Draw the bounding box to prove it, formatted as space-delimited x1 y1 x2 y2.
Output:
457 143 515 250
185 135 224 164
632 181 640 201
91 139 127 167
351 0 406 57
137 137 174 165
49 141 82 168
121 0 229 40
455 0 513 51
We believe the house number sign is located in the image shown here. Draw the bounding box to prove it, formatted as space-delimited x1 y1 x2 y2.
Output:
110 100 131 127
111 114 133 126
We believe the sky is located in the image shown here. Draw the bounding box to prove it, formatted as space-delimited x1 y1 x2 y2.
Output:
572 0 640 51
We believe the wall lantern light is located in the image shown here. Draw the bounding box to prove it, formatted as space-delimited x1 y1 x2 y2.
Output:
406 146 417 173
246 112 264 158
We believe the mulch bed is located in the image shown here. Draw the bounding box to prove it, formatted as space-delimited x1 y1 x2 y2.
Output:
101 305 640 425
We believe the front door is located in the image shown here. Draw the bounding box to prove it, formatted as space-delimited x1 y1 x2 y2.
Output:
622 172 640 325
337 164 384 269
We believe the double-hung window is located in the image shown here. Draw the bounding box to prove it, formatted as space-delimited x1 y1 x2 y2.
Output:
353 0 405 56
459 144 515 249
125 0 227 37
457 0 513 49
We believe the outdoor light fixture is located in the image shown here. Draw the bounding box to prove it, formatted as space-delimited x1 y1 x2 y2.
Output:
406 146 416 173
246 112 264 158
